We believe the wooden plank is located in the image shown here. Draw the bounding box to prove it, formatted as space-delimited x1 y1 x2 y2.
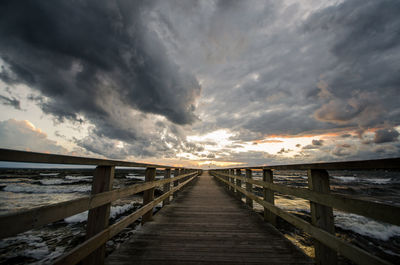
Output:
0 171 197 239
84 166 115 265
308 169 337 265
143 167 156 224
263 169 276 226
106 172 312 265
54 175 197 265
163 168 171 206
230 169 235 194
0 148 174 168
226 157 400 170
236 169 242 200
213 174 392 265
216 172 400 226
245 169 253 208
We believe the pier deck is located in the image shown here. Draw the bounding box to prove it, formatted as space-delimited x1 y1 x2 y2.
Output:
106 172 313 265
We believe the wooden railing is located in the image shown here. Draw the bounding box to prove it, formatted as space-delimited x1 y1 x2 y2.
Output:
210 157 400 265
0 148 202 265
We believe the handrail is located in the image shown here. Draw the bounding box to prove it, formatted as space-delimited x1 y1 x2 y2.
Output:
224 157 400 170
0 171 197 239
212 174 390 265
216 172 400 226
210 158 400 265
0 148 202 265
0 148 183 168
54 174 197 265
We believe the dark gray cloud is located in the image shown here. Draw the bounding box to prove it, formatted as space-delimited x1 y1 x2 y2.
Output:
0 0 201 148
0 94 21 110
183 0 400 140
312 139 324 146
1 0 399 164
374 127 399 144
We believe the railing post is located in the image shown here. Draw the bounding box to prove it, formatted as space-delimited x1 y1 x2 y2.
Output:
84 165 115 265
179 168 184 183
173 168 180 199
142 167 156 224
228 169 232 192
230 169 235 193
173 168 179 188
226 169 230 190
308 169 337 265
263 169 276 226
245 169 253 208
236 169 242 201
163 168 171 207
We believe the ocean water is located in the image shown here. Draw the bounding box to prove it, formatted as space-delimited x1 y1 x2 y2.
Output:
249 170 400 263
0 169 399 264
0 168 167 264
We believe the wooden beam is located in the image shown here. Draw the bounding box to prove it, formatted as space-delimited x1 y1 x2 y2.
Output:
245 169 253 208
225 157 400 171
54 175 197 265
163 168 171 206
0 148 172 168
0 172 197 239
263 169 276 226
142 167 156 224
236 169 242 201
216 171 400 226
308 169 337 265
84 166 115 265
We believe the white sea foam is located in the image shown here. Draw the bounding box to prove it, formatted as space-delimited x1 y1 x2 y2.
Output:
4 184 91 194
366 178 392 184
65 175 92 180
334 211 400 241
39 179 69 185
64 203 136 223
38 178 90 185
39 173 59 176
332 176 392 185
0 234 50 260
126 175 144 180
332 176 357 182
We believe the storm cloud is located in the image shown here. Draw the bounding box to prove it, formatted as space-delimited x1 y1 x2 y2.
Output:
0 0 399 164
0 0 201 143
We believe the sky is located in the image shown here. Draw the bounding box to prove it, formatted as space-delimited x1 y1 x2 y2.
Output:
0 0 399 168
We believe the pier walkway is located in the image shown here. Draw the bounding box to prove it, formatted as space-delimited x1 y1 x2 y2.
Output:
106 171 312 265
1 149 399 265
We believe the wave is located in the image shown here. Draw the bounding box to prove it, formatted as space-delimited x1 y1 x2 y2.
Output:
334 212 400 241
3 184 91 194
38 178 91 185
65 175 92 180
64 203 136 223
332 176 392 185
39 173 60 176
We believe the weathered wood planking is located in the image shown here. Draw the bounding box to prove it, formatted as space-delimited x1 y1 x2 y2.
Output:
106 172 312 265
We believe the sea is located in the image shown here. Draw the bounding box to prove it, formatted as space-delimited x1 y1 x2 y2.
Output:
0 168 399 264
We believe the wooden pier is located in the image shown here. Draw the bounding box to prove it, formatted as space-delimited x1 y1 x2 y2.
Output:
0 148 399 265
106 171 312 264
